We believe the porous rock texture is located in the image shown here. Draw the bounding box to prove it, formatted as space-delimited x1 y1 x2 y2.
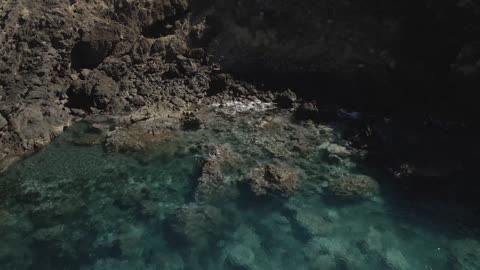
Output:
0 0 202 172
1 0 480 174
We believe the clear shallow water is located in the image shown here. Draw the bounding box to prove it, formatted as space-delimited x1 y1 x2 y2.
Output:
1 110 479 270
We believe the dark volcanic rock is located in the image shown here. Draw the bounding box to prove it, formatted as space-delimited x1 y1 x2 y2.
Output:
0 0 206 171
181 112 203 131
208 73 231 96
294 102 319 121
67 70 119 110
207 0 480 113
71 26 121 70
275 89 297 109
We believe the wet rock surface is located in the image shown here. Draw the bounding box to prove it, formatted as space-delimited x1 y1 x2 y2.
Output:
249 164 299 197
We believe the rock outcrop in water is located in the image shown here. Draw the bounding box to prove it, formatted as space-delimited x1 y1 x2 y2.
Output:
249 164 299 197
1 0 479 206
195 144 239 202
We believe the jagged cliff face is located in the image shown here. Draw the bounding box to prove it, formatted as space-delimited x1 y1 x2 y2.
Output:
207 0 480 111
0 0 196 171
0 0 479 171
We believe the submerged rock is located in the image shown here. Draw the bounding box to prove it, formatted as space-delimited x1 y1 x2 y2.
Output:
249 163 299 196
450 239 480 270
328 175 379 200
224 243 256 270
309 255 336 270
303 237 343 257
384 249 410 270
303 240 336 269
0 210 33 269
167 204 224 245
195 144 238 202
319 142 352 159
294 212 330 237
33 225 65 242
106 124 175 153
72 133 105 146
90 258 154 270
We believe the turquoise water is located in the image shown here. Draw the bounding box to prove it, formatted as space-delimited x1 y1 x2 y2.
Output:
1 109 479 270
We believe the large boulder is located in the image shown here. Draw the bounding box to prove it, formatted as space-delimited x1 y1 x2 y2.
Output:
71 26 121 70
67 70 119 110
248 163 299 196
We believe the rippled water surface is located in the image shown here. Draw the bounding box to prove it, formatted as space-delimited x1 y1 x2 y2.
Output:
1 109 479 270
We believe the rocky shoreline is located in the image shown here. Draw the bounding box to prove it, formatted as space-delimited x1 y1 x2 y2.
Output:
1 0 480 201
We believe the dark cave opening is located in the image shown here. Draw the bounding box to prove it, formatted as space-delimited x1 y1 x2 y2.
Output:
71 41 109 71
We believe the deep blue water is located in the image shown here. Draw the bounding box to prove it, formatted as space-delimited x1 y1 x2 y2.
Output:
1 111 479 270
